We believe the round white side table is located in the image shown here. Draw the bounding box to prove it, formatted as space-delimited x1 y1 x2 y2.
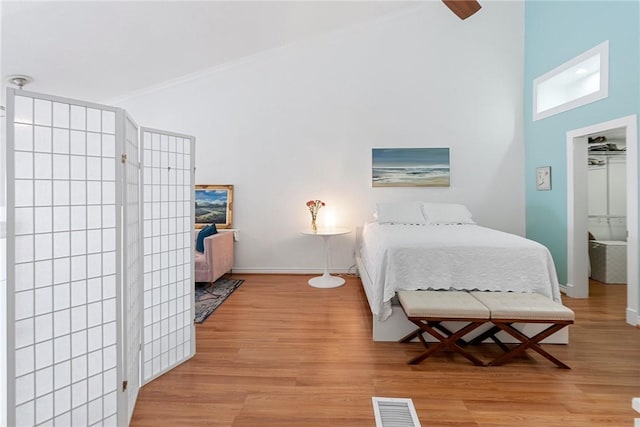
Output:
301 228 351 288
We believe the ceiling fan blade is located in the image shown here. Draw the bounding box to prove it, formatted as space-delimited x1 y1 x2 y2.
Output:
442 0 482 20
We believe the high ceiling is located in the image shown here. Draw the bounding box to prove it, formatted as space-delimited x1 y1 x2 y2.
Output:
2 1 418 103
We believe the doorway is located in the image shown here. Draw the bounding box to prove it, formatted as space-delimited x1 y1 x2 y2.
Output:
566 114 638 326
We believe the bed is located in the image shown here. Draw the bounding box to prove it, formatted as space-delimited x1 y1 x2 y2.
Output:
355 201 567 343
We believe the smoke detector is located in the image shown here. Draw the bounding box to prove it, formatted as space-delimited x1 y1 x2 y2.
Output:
7 75 33 89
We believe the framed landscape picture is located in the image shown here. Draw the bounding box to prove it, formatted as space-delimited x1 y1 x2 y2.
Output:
372 147 450 187
195 184 233 228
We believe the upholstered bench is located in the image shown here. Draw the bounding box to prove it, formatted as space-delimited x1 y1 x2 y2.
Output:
397 290 490 366
470 291 575 369
397 290 576 368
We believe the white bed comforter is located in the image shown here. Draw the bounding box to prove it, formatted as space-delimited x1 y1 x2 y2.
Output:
360 223 562 321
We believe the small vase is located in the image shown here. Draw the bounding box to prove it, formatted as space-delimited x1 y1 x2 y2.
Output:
311 218 318 233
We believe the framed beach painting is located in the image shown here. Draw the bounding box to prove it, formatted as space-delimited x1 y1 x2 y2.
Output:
372 148 450 187
195 184 234 228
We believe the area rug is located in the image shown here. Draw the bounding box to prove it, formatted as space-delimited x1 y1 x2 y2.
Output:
194 278 244 324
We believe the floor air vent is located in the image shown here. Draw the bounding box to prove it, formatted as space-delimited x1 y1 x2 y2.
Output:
372 397 421 427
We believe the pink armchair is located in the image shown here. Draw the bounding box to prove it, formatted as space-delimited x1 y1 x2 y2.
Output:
194 230 234 284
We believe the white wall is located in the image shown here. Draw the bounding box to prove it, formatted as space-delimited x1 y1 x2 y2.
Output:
116 2 525 273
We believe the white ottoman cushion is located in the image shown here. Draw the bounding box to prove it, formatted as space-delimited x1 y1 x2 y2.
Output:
471 292 575 322
398 290 490 319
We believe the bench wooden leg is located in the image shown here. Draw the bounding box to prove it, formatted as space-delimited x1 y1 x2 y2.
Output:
466 325 510 352
399 322 468 348
399 327 427 344
404 320 487 366
488 322 572 369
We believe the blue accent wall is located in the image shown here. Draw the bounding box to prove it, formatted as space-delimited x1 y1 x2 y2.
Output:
524 0 640 284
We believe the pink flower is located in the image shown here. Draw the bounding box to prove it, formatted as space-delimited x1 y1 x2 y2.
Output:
306 199 325 219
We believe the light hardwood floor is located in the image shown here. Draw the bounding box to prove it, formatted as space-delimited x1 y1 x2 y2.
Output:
130 275 640 427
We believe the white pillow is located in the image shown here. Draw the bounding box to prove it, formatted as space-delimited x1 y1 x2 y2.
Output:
421 202 475 225
376 202 426 225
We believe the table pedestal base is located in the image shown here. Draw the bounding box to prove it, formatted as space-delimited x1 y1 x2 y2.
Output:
301 228 351 289
308 274 345 288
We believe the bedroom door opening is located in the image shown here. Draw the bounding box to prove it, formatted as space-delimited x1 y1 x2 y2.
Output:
566 114 638 326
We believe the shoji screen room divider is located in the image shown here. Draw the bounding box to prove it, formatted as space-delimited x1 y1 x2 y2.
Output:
139 128 196 384
4 89 195 426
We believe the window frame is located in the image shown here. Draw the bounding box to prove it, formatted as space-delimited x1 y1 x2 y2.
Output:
533 41 609 121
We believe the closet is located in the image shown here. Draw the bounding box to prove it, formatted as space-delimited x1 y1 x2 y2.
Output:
587 132 627 284
4 89 195 426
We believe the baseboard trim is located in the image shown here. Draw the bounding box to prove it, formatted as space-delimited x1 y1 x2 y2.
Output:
231 268 353 275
